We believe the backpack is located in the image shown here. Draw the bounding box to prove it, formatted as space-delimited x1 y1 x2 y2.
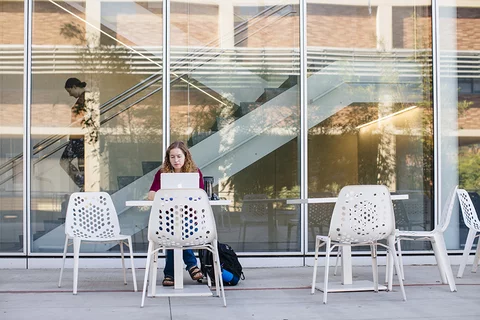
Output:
199 242 245 286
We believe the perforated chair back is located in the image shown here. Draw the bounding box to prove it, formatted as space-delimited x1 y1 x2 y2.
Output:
309 202 335 228
438 185 458 232
65 192 121 239
390 195 411 230
457 189 480 231
148 188 217 247
328 185 394 243
241 194 269 218
308 192 334 229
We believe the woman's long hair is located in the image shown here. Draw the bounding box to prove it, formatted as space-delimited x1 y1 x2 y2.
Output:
161 141 198 173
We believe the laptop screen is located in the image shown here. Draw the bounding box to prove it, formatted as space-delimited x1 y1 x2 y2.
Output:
160 172 199 189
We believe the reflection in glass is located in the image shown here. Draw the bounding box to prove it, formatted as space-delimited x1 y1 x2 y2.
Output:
439 5 480 250
0 0 24 253
306 1 433 252
30 1 163 253
170 1 300 252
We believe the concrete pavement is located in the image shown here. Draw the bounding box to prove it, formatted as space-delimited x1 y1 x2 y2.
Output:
1 265 479 320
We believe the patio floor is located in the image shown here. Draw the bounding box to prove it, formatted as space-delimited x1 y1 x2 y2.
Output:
1 264 479 320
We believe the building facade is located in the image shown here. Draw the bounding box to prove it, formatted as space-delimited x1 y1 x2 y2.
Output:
0 0 479 267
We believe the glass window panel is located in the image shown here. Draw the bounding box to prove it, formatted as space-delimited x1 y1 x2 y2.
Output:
31 0 163 254
473 79 480 93
458 80 472 94
0 0 24 254
440 4 480 251
306 1 433 252
170 1 300 252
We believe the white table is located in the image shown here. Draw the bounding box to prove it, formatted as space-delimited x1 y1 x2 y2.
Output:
287 194 408 292
126 199 231 296
126 200 231 207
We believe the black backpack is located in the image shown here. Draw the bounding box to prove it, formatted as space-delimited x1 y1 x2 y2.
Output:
199 242 245 286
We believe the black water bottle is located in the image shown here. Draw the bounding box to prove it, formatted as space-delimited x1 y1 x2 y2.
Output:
203 176 214 200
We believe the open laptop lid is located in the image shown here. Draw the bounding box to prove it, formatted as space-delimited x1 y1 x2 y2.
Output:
160 172 199 189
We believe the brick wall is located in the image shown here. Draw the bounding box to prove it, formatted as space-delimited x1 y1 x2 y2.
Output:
307 4 377 48
3 3 480 49
100 3 218 47
0 1 23 44
1 1 84 45
33 1 86 45
456 8 480 50
171 3 219 47
393 6 432 49
112 13 163 47
239 14 300 48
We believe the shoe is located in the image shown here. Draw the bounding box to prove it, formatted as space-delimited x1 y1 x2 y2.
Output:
162 276 174 286
188 266 203 281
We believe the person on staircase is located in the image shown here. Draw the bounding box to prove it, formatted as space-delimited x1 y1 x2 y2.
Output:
61 78 87 191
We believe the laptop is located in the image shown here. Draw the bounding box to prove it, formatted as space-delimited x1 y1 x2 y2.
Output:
161 172 199 189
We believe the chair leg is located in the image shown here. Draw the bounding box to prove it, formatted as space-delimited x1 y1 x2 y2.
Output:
432 233 456 292
141 242 153 308
386 248 393 290
58 236 69 288
323 239 332 304
150 246 159 297
396 239 405 280
333 248 341 276
472 237 480 273
227 211 232 231
388 235 406 301
206 258 212 287
430 237 448 285
370 245 378 292
242 223 247 251
457 229 476 278
211 247 221 297
127 236 138 292
213 242 226 307
287 223 292 251
72 238 81 295
120 240 127 285
311 236 320 294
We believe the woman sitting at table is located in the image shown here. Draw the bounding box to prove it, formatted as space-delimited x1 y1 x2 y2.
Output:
147 140 204 286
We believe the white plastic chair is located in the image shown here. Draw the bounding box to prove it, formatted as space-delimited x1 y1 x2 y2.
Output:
141 188 226 307
393 186 457 292
311 185 406 304
58 192 137 294
456 189 480 278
